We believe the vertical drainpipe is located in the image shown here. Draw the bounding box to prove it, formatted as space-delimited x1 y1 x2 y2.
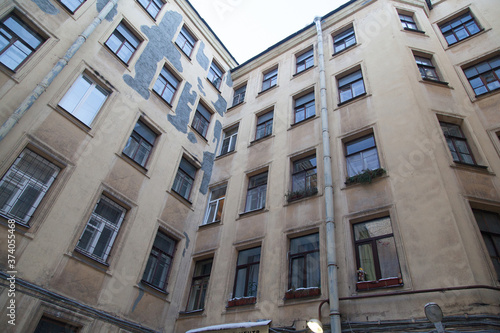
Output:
0 0 119 142
314 16 341 333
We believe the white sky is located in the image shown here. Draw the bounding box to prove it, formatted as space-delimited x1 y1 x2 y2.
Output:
189 0 350 64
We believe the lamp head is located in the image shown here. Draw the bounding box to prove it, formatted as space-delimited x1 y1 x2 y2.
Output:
307 318 323 333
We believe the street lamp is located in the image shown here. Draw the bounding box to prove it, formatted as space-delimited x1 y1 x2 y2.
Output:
424 302 445 333
307 319 323 333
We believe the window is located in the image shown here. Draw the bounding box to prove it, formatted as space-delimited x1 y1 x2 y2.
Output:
58 0 85 13
137 0 163 19
463 56 500 96
333 27 356 54
234 247 261 298
296 48 313 74
399 13 418 30
338 70 365 104
203 185 226 224
34 316 78 333
142 231 176 290
191 103 211 138
123 120 157 167
289 233 320 289
0 149 60 225
232 84 246 106
58 73 109 126
186 259 213 310
291 155 317 194
105 22 140 64
175 25 196 57
345 134 380 177
208 61 223 90
245 172 267 212
0 13 45 71
172 158 197 200
255 111 273 140
220 125 238 156
294 91 315 123
262 68 278 91
439 122 475 165
153 66 180 105
472 209 500 280
76 196 126 262
353 217 401 282
439 11 481 46
414 55 440 81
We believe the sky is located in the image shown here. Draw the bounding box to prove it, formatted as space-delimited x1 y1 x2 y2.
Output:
189 0 351 64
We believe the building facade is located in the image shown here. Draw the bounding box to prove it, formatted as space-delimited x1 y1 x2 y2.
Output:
0 0 499 332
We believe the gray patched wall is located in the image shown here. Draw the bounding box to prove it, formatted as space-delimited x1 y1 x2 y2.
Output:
197 78 206 97
196 42 209 71
199 120 222 194
123 11 183 100
211 94 227 117
32 0 59 15
168 82 197 133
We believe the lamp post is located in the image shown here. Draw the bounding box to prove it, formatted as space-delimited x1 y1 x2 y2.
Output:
425 302 445 333
307 319 323 333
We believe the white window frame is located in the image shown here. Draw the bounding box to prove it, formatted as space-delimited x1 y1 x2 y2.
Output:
220 125 238 156
203 184 227 225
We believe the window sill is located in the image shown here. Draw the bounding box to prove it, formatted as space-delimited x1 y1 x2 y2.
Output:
178 309 205 317
53 106 93 135
356 277 403 291
104 45 133 70
227 296 256 307
198 220 221 230
451 162 491 174
284 191 320 206
0 217 34 239
169 189 194 208
421 78 450 86
238 208 268 219
472 87 500 101
117 153 151 178
151 90 174 110
189 126 209 144
403 27 426 34
341 173 388 190
336 92 369 108
216 150 237 160
206 78 222 93
284 287 321 300
293 65 315 78
174 43 193 61
227 101 245 112
331 43 359 59
289 115 318 129
69 248 111 274
257 84 278 96
249 134 274 147
443 28 487 50
135 281 170 302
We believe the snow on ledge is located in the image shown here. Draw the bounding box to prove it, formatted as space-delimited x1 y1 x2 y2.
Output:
186 320 272 333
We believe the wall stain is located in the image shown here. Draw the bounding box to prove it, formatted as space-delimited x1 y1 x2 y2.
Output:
167 82 197 133
188 132 197 144
225 71 233 87
196 42 209 71
211 94 227 117
197 77 206 97
182 232 190 257
96 0 117 21
32 0 59 15
131 288 144 312
123 11 183 99
199 120 222 195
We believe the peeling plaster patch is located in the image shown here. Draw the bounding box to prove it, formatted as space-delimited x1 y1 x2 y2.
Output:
188 132 197 143
97 0 117 21
196 42 209 71
131 288 144 312
199 120 222 195
182 232 190 257
197 77 206 97
32 0 59 15
226 72 233 87
123 11 183 99
211 94 227 117
168 82 197 133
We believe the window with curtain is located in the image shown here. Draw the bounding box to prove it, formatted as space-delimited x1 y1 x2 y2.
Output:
289 233 320 289
233 247 261 298
345 134 380 177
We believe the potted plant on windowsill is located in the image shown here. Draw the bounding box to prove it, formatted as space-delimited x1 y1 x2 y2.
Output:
345 168 386 185
284 287 321 300
285 187 318 202
227 296 257 307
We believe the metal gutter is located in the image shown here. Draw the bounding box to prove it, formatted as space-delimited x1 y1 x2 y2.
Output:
0 0 119 142
314 16 341 333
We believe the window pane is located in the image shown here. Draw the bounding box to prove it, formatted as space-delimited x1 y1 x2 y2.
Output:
4 16 43 49
234 268 247 297
290 233 319 254
346 135 375 155
376 237 400 278
358 243 376 281
237 247 261 265
354 217 393 240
